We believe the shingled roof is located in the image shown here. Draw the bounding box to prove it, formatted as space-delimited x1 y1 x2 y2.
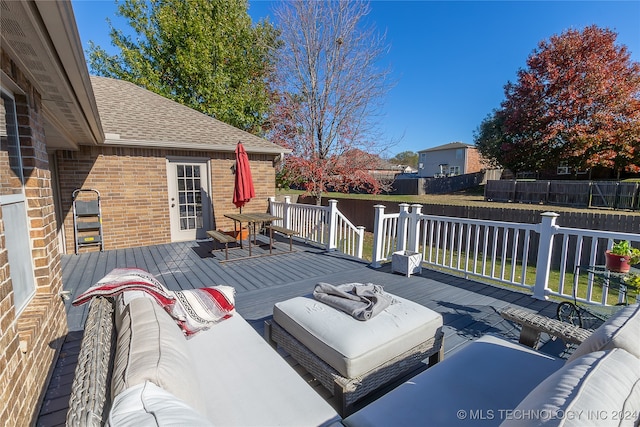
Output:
418 142 474 153
90 76 286 154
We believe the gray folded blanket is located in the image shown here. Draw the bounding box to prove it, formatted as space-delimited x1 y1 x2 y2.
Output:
313 282 394 321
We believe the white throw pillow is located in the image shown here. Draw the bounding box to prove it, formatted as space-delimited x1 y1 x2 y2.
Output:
108 381 212 426
568 303 640 362
501 349 640 427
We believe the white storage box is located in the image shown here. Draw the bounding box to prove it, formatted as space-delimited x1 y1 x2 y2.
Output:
392 251 422 277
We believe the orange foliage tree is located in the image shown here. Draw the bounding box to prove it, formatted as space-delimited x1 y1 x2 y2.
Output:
477 26 640 176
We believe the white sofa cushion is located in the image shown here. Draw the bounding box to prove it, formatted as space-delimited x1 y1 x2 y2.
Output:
568 303 640 362
111 297 205 412
108 381 212 427
343 334 565 427
185 313 341 427
501 348 640 426
273 295 442 378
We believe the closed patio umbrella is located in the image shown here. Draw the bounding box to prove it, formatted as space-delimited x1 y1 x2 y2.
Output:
233 142 255 212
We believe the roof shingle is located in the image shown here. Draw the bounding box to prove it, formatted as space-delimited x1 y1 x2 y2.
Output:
90 76 285 154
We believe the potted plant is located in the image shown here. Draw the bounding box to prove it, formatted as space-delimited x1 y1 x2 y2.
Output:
605 240 640 273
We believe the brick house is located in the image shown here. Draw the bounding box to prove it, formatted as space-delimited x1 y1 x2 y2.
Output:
417 142 489 178
1 1 283 423
56 76 285 254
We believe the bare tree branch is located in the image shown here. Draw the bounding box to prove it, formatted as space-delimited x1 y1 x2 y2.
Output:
270 1 394 202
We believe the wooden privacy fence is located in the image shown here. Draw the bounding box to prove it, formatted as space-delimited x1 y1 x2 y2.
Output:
298 196 640 236
485 180 640 211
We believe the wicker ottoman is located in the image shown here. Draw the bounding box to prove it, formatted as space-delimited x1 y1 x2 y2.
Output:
265 294 444 415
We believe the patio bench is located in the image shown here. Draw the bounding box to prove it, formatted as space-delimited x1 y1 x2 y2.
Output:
207 229 237 260
265 225 298 252
499 306 592 349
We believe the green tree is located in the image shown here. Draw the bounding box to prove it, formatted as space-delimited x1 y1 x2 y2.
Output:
88 0 279 134
474 111 513 170
388 151 418 168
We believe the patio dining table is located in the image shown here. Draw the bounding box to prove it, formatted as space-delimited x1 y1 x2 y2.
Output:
224 212 282 257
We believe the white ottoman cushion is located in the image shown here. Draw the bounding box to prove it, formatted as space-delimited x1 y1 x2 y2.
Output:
273 294 443 378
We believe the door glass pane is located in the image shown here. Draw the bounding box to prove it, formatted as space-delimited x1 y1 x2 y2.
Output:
177 165 184 177
174 163 205 233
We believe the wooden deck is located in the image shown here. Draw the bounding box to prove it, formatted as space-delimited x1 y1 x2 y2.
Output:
37 236 570 426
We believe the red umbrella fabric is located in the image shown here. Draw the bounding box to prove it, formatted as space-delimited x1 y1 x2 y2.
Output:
233 142 255 210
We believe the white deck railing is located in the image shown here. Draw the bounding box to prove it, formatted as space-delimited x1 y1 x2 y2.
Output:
372 203 640 307
268 197 365 259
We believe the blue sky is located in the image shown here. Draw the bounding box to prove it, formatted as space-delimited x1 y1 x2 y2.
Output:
72 0 640 157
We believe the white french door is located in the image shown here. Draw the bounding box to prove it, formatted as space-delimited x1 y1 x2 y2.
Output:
167 159 212 241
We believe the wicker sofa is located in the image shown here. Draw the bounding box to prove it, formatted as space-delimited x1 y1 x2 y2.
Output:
342 303 640 427
66 295 341 426
67 294 640 427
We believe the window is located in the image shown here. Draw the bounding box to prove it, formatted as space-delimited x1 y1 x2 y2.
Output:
449 166 461 176
1 90 36 314
557 161 570 175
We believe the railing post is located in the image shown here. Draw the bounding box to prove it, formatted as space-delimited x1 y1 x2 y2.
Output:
533 212 560 300
408 204 422 253
356 226 365 259
371 204 386 268
396 203 410 252
283 196 291 229
268 196 275 214
327 199 338 251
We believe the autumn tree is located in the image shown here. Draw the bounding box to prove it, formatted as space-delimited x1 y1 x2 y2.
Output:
476 25 640 176
88 0 279 134
268 1 392 203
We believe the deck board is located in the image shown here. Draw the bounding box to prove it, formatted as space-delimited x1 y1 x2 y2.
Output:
39 238 570 426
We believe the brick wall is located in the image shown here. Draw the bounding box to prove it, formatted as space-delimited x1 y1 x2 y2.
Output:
465 148 490 174
56 146 275 253
0 51 67 425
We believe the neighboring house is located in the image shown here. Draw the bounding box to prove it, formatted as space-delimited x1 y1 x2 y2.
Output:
1 1 284 423
417 142 487 178
368 160 413 180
